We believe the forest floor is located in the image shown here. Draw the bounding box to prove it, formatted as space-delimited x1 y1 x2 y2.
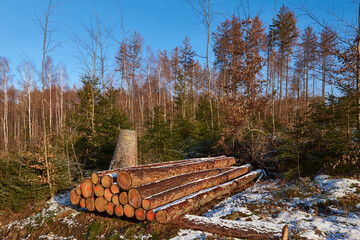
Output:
1 174 360 240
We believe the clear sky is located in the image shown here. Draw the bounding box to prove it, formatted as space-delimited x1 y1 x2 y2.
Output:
0 0 357 87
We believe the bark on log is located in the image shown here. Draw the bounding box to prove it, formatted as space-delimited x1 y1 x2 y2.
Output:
79 198 86 208
142 165 252 210
104 188 113 202
155 170 262 223
117 156 235 190
95 196 107 212
172 215 281 240
115 205 124 217
70 189 81 205
128 167 234 208
119 191 128 205
105 202 115 215
75 186 82 196
93 156 220 177
112 194 120 205
80 178 94 198
124 204 135 218
101 174 116 188
110 183 120 194
135 208 146 221
146 210 155 221
86 197 95 211
110 129 138 169
94 184 104 197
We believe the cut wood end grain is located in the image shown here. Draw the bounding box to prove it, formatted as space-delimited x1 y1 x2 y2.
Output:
135 208 146 221
80 178 93 198
117 171 131 190
70 189 81 205
146 210 155 221
91 172 100 185
124 204 135 218
86 198 95 211
119 191 128 205
128 189 142 208
114 205 124 217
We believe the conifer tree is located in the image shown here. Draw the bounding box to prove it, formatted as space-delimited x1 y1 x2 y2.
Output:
271 5 299 116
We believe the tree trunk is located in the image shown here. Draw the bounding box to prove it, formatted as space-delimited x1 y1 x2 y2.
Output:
117 156 236 190
154 170 262 223
92 156 214 180
172 215 281 240
109 129 138 169
142 165 252 210
128 167 234 208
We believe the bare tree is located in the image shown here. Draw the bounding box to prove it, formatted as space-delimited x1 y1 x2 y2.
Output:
186 0 214 130
18 60 36 143
35 0 63 198
0 57 9 157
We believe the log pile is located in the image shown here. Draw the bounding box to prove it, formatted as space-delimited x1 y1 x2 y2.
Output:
69 155 262 223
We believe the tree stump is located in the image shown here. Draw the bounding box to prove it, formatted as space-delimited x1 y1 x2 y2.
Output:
109 129 137 169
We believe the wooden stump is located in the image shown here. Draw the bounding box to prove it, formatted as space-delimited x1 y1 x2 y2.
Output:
109 129 137 169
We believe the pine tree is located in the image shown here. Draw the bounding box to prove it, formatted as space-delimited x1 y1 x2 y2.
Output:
319 28 337 103
271 5 299 117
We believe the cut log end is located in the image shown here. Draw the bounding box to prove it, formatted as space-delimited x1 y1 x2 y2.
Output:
106 202 115 215
79 198 86 208
155 210 167 223
75 186 82 196
86 198 95 211
142 199 150 210
94 184 104 197
95 197 106 212
110 183 120 194
112 194 120 205
146 210 155 221
91 173 100 185
128 189 142 209
80 178 93 198
135 208 146 221
104 188 113 202
119 191 128 205
70 189 81 205
124 204 135 218
101 175 114 188
115 205 124 217
117 171 131 190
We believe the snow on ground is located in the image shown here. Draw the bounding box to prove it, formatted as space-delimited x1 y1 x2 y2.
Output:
172 175 360 240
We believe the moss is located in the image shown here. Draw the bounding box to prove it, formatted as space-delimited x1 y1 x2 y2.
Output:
87 219 108 240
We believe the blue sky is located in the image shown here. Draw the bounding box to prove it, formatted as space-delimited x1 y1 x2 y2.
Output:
0 0 357 87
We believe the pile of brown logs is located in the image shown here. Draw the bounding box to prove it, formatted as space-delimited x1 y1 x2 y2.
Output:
69 156 262 223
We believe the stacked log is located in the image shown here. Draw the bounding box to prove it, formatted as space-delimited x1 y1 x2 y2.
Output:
69 156 262 223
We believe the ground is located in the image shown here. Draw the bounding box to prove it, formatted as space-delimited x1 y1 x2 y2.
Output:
1 174 360 239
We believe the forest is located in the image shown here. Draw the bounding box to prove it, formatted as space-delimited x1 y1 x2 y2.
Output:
0 0 360 212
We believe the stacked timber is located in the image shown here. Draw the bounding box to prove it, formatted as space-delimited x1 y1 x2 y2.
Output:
69 155 262 222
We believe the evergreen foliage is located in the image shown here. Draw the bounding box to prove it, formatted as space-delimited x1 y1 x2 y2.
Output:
68 75 132 170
